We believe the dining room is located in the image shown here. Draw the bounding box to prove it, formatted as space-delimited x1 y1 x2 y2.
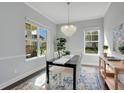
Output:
0 1 124 91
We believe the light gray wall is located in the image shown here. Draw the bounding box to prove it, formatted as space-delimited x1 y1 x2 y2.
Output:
0 2 56 89
56 18 104 66
104 2 124 59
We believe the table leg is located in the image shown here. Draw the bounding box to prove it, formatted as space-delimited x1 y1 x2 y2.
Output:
73 66 76 90
114 70 118 90
104 60 106 78
46 62 49 83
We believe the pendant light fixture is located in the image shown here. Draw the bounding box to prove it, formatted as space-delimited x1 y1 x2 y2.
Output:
61 2 77 36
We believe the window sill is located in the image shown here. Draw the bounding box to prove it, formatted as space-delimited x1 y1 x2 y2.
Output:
25 55 46 62
84 53 99 56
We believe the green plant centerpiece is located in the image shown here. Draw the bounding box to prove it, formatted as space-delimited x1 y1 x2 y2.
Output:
119 45 124 54
56 38 70 57
103 45 108 57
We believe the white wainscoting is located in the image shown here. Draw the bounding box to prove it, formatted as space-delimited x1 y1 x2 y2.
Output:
0 55 46 89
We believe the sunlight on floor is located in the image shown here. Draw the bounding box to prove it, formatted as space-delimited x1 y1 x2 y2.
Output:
34 73 46 87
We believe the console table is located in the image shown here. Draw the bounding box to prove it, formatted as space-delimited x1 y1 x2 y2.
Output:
99 56 124 90
46 55 79 90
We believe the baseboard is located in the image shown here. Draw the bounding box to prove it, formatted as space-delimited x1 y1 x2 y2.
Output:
81 64 99 68
0 65 45 89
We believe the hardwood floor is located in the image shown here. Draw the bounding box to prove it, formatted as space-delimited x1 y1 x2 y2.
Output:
3 68 46 90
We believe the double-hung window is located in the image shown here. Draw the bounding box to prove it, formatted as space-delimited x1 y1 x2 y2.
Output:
25 21 47 59
84 29 99 55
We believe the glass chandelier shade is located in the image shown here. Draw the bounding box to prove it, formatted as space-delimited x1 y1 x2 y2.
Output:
61 2 77 36
61 24 76 36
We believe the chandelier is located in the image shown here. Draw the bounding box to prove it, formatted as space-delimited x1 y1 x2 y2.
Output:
61 2 77 36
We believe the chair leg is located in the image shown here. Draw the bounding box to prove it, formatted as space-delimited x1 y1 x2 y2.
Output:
58 72 65 89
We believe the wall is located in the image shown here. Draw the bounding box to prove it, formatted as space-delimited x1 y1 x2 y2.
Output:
0 2 56 89
104 2 124 59
56 18 104 66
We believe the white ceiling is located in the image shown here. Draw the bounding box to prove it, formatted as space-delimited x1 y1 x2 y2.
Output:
25 2 111 24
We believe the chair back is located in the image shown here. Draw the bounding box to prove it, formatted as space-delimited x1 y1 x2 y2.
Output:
76 53 83 78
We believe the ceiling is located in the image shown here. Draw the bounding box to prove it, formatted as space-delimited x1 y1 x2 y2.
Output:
25 2 111 24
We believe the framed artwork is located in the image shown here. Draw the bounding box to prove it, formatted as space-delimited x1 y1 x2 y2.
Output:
113 23 124 54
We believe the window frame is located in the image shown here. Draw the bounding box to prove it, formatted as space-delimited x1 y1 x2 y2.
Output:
84 28 100 55
25 19 48 60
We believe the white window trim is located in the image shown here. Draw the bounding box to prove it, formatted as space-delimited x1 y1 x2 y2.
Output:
84 28 100 55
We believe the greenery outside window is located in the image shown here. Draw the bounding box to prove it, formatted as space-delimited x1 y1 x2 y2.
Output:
25 22 47 59
84 29 99 55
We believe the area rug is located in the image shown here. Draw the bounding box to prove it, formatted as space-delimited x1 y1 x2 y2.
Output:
12 66 101 90
49 66 101 90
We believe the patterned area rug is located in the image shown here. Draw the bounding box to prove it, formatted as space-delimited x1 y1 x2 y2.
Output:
49 66 101 90
12 66 101 90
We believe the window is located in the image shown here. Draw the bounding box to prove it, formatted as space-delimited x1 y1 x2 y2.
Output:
25 22 47 59
84 29 99 54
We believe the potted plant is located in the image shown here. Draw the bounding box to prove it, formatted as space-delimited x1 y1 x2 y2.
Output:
103 45 108 57
56 38 71 57
63 50 70 55
119 45 124 54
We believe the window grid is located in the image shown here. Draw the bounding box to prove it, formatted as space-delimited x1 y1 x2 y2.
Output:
84 30 99 55
25 22 47 59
